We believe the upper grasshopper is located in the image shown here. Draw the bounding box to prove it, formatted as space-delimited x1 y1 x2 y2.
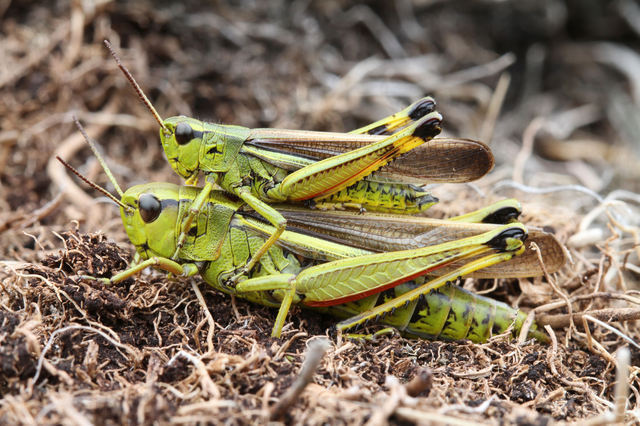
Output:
56 119 565 341
104 41 499 284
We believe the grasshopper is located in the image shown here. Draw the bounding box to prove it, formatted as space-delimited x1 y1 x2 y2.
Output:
104 41 497 282
56 121 562 341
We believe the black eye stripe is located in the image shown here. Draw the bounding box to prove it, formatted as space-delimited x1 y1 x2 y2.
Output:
160 199 179 209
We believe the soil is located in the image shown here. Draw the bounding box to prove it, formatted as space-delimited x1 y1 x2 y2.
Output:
1 1 639 424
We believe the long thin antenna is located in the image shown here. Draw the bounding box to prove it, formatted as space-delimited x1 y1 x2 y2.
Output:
56 156 131 212
103 39 167 131
72 116 124 196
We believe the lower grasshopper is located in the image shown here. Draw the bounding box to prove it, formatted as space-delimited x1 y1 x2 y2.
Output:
104 41 496 282
55 122 562 341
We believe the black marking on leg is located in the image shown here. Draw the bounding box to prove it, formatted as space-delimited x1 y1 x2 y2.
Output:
417 194 438 206
413 117 442 140
471 317 479 330
482 207 521 224
491 323 503 335
367 124 389 135
487 228 527 251
408 98 436 120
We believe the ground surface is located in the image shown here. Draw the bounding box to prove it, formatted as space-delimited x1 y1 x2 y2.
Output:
1 1 640 424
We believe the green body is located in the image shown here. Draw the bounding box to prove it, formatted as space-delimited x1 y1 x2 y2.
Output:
157 103 444 279
106 48 500 294
159 99 443 214
118 182 545 342
320 281 533 343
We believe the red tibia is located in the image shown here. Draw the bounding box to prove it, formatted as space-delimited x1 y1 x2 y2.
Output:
303 259 456 308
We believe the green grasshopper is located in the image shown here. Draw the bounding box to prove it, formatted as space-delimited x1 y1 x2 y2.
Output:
104 41 496 282
56 121 561 342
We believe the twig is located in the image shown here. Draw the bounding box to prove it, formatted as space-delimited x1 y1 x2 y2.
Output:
584 314 640 350
538 307 640 330
439 397 494 415
518 308 537 345
512 117 545 184
190 281 216 354
438 53 516 89
167 350 221 399
270 338 330 419
493 180 604 203
545 325 559 377
480 72 510 145
230 294 242 321
234 346 266 372
342 5 407 59
273 331 308 361
532 241 574 343
451 365 493 379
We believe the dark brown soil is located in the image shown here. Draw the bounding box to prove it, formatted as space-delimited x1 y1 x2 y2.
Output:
1 1 639 424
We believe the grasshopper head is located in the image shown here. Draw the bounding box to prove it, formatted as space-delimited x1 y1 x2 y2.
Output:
120 183 182 260
160 116 207 180
61 117 186 263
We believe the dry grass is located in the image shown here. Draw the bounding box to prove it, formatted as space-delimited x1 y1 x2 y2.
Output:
1 1 640 424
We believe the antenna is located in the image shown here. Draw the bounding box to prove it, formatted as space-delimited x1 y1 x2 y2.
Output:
103 39 167 131
72 116 124 197
56 156 131 212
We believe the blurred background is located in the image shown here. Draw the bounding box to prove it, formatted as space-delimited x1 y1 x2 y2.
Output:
1 0 639 209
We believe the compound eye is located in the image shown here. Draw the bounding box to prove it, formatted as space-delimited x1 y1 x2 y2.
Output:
138 193 161 223
174 122 194 145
